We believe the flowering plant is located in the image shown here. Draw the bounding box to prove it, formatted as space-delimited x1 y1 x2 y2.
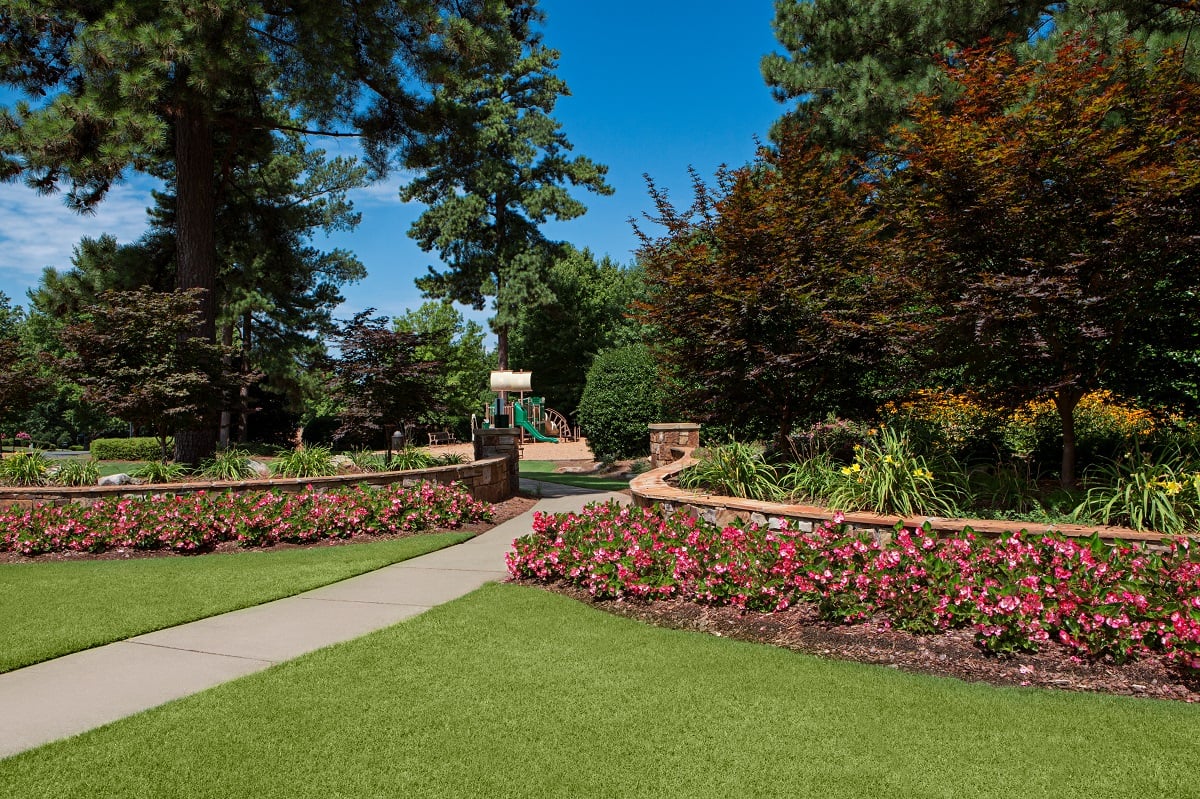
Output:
1 481 491 557
508 503 1200 671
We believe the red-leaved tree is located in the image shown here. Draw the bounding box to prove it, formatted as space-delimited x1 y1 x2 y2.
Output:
879 37 1200 485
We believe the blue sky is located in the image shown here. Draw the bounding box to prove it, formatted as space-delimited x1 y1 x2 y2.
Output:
0 1 785 327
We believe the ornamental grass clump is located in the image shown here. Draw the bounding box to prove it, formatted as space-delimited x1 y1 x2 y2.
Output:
679 441 784 501
1073 457 1200 535
0 482 491 557
130 460 191 483
826 427 964 517
198 448 256 481
508 502 1200 671
0 451 52 486
51 458 101 487
272 446 337 478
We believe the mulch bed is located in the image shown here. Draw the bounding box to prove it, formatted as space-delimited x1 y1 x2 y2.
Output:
0 494 539 565
526 581 1200 703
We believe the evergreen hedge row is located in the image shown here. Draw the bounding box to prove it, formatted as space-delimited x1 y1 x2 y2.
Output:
89 437 169 461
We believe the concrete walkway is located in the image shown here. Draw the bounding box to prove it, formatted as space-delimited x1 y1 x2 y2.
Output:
0 480 627 760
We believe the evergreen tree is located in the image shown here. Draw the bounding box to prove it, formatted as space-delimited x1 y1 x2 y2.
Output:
400 0 612 370
0 0 487 463
763 0 1198 154
26 132 370 443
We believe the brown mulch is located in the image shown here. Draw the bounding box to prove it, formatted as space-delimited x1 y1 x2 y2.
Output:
0 494 538 565
525 581 1200 704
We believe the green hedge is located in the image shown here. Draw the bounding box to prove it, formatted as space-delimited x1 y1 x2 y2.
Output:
577 344 663 462
90 437 170 461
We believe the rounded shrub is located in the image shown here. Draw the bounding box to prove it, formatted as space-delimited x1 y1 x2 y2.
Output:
577 344 662 462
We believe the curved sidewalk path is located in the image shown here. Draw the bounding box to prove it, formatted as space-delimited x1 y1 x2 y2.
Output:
0 480 627 760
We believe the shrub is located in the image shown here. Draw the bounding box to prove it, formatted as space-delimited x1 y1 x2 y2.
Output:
679 441 783 501
788 416 874 461
90 437 170 461
198 448 256 481
271 446 337 478
432 452 469 466
577 344 662 462
130 461 191 483
0 451 51 486
51 458 101 487
1002 391 1156 466
882 390 1003 462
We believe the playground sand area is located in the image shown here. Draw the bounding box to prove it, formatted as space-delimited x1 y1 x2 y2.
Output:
429 437 639 480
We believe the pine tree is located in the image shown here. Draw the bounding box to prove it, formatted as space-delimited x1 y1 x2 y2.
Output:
400 0 612 370
0 0 475 463
763 0 1198 154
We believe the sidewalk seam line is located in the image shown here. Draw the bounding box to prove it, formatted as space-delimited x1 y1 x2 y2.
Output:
123 640 280 664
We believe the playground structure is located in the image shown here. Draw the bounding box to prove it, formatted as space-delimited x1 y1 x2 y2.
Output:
484 371 576 444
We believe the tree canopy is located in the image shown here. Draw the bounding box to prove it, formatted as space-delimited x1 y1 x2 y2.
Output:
877 37 1200 485
763 0 1199 153
508 246 644 421
400 0 612 369
0 0 495 463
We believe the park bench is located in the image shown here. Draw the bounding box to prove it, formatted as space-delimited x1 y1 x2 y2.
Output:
427 430 458 446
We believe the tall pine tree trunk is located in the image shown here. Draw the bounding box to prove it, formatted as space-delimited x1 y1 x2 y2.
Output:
239 311 252 443
219 321 234 448
173 96 218 467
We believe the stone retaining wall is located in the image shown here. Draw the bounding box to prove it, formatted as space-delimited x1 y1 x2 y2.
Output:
630 435 1175 546
0 454 515 511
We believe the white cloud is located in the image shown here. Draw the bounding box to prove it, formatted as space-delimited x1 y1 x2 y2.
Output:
0 178 157 299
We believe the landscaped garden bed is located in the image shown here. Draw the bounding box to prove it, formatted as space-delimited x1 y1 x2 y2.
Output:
508 502 1200 702
1 481 493 558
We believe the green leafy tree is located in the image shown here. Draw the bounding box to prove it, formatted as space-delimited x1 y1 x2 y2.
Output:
509 246 645 422
763 0 1198 154
878 38 1200 486
0 0 485 464
57 288 236 461
394 301 493 435
577 344 663 462
401 0 613 370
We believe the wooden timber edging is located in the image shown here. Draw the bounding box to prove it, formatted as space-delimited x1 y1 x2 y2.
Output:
0 456 514 511
629 447 1179 546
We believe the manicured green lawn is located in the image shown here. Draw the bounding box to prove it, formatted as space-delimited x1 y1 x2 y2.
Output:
0 533 471 673
2 583 1196 797
520 459 632 491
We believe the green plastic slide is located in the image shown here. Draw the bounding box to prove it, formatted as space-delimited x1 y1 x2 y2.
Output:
512 401 558 443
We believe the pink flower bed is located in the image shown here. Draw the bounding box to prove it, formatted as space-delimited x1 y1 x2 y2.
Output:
2 482 492 556
507 502 1200 671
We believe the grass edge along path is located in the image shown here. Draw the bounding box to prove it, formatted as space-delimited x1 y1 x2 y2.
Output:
2 583 1197 798
520 459 631 492
0 533 472 673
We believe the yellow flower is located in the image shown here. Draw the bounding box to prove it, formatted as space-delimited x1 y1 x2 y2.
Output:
913 467 933 480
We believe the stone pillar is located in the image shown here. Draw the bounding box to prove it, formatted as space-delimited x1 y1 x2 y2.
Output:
648 423 701 469
473 427 521 498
